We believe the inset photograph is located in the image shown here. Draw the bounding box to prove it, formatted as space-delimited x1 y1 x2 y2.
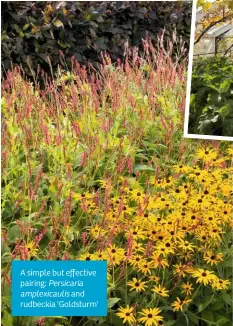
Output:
187 0 233 138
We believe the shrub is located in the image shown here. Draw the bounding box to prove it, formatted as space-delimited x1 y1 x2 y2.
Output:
1 1 192 78
188 56 233 136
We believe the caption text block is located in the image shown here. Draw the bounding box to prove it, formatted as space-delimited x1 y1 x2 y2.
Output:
12 260 107 316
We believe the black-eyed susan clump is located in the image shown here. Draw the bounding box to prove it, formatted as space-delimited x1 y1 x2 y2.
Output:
1 36 233 326
73 146 233 326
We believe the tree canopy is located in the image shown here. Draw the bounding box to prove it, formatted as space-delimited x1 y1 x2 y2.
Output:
195 0 233 45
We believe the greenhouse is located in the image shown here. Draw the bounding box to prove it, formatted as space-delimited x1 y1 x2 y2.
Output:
189 0 233 137
194 1 233 58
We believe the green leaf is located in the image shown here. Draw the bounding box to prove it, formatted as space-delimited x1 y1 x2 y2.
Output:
165 321 176 326
198 296 214 313
135 153 148 160
12 24 22 34
133 165 155 172
96 16 104 23
8 224 21 244
208 84 220 93
1 253 12 263
211 301 225 311
159 305 173 311
1 310 13 326
222 118 233 136
190 93 196 106
222 261 233 268
188 312 199 325
201 311 214 323
108 297 121 309
53 20 64 28
219 80 230 93
95 37 107 50
219 105 230 120
88 316 106 324
222 293 233 307
1 296 11 308
215 316 230 325
107 311 124 326
23 23 30 31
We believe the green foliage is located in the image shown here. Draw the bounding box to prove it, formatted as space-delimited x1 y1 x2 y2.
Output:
1 1 192 78
1 29 232 326
1 41 187 326
188 56 233 136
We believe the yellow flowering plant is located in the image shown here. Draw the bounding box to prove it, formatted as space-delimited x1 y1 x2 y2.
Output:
1 34 232 326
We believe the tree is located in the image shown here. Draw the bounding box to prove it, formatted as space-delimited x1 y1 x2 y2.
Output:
195 0 233 45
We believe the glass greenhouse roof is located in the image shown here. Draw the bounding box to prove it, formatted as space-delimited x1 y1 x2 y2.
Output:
196 0 233 39
207 23 233 37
